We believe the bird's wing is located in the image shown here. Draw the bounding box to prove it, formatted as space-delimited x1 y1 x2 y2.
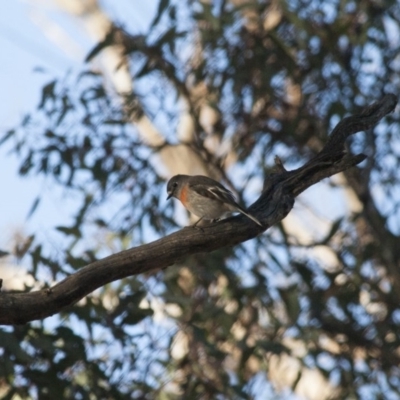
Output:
207 185 236 204
190 181 237 204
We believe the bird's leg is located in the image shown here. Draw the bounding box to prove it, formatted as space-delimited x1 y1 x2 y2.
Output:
192 217 204 228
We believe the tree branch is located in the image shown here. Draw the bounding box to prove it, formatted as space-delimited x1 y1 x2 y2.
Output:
0 94 397 325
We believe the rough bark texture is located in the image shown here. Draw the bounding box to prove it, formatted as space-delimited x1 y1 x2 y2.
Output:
0 94 397 325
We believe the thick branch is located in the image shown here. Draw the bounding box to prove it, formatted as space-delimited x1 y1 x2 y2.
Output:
0 94 397 325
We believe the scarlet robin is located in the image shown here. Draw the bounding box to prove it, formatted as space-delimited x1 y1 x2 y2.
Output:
166 174 262 227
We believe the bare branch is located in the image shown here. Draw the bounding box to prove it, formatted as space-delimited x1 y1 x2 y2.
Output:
0 95 397 325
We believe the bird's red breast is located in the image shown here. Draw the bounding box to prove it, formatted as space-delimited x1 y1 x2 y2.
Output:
179 184 189 207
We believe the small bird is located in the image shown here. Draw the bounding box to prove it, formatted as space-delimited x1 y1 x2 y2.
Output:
166 174 262 227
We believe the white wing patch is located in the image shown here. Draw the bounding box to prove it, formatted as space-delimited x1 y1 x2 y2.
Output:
207 186 236 204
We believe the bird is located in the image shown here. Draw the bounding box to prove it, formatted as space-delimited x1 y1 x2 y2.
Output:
166 174 263 227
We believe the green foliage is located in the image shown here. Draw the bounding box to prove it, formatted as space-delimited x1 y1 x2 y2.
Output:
1 0 400 399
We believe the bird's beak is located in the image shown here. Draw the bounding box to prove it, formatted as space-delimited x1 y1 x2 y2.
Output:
167 192 172 200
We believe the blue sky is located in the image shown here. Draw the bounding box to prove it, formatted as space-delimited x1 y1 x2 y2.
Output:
0 1 157 251
0 1 77 249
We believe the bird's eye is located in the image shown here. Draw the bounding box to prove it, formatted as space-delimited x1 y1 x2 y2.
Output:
173 182 178 188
